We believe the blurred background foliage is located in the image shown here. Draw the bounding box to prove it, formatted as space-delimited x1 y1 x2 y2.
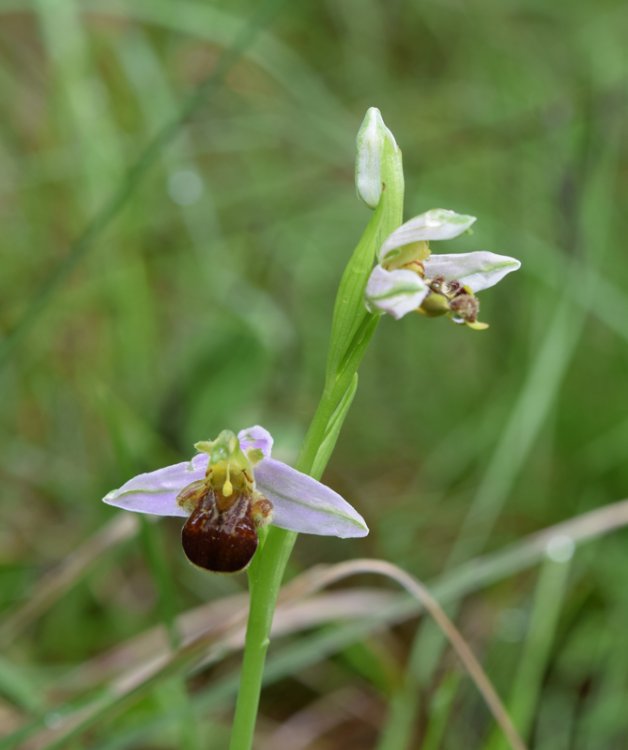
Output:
1 0 628 748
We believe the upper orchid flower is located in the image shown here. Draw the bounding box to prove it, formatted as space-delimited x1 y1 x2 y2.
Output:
103 426 368 573
364 208 521 329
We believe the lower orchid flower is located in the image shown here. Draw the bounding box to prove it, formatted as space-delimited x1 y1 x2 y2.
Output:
103 426 368 573
365 208 520 329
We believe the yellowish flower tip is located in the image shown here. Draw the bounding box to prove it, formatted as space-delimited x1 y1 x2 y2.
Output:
194 440 214 455
196 430 242 465
222 463 233 497
416 240 431 262
246 447 265 466
467 320 490 330
385 240 431 271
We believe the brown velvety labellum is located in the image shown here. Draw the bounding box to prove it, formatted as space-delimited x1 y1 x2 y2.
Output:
181 489 259 573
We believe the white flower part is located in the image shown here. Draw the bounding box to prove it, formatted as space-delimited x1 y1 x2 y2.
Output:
355 107 399 208
365 264 428 320
423 251 521 293
102 456 207 517
379 209 476 262
254 458 369 538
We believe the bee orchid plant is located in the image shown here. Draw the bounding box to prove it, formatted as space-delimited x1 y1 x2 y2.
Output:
103 107 520 750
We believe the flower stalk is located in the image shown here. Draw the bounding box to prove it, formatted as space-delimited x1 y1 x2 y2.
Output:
227 108 404 750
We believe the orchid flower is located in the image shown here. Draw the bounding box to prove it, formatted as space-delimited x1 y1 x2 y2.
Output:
365 208 521 329
103 426 367 573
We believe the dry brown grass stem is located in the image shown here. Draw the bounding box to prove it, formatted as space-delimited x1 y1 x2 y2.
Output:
299 558 528 750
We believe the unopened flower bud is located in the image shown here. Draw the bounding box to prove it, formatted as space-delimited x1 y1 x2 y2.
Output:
355 107 399 209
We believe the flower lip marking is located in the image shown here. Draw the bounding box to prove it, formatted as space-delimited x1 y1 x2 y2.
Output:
177 481 272 573
176 430 273 572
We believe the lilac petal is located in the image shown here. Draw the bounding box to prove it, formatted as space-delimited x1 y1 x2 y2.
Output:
379 209 476 262
238 425 273 458
254 458 368 538
365 265 428 320
103 455 209 517
424 251 521 293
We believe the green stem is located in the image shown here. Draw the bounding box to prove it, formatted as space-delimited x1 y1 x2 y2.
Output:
227 528 297 750
227 394 336 750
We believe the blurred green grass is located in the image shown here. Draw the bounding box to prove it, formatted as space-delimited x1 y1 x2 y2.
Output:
1 0 628 748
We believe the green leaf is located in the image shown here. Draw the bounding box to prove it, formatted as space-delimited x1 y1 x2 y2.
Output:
310 373 358 479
